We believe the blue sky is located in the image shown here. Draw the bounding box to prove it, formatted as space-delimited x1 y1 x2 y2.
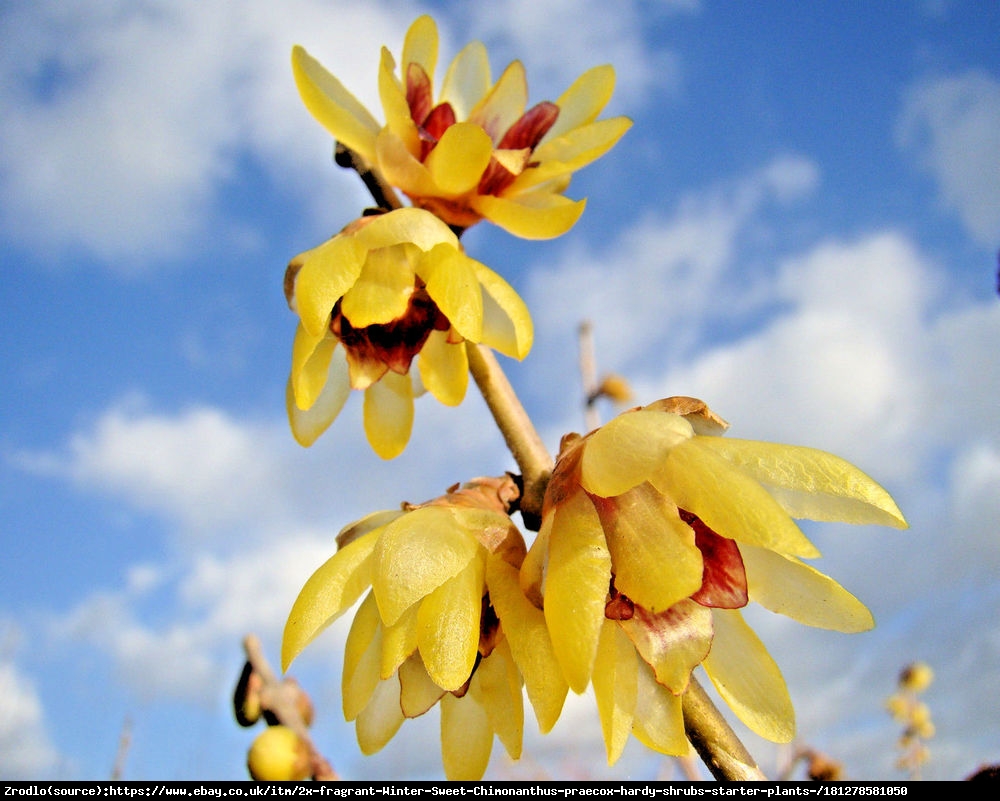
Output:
1 0 998 782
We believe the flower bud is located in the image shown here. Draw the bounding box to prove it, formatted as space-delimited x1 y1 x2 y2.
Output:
246 725 311 781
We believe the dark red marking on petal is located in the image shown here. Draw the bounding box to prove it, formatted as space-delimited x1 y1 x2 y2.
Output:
679 509 749 609
499 101 560 150
406 62 433 127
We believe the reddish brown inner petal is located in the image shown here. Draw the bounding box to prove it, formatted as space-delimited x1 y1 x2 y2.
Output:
678 509 749 609
406 62 433 126
330 284 451 377
498 101 560 150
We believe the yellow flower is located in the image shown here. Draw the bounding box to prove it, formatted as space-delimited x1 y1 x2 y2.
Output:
282 479 567 780
292 15 631 238
285 207 532 457
523 396 908 764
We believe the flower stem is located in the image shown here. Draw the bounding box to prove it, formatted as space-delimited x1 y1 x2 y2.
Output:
465 343 553 531
683 675 768 781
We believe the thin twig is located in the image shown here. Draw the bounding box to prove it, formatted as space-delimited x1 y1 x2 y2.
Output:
243 634 339 780
682 675 768 780
334 143 403 212
466 343 553 531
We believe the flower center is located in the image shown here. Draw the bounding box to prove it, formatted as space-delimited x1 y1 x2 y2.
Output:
330 281 451 383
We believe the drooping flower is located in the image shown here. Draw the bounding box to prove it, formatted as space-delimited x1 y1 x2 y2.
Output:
282 478 568 780
292 15 631 239
285 207 532 457
523 396 908 764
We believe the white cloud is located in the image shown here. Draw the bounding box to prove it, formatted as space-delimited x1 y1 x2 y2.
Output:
898 70 1000 247
0 657 62 779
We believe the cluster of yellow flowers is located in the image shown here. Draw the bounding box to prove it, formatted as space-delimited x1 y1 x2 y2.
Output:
279 15 907 781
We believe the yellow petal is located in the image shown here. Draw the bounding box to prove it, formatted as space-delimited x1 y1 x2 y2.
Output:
336 509 403 550
342 593 382 721
417 330 468 407
289 324 336 411
375 128 439 197
291 46 381 165
356 674 405 755
618 599 713 694
518 521 548 608
341 243 419 328
469 60 527 143
354 206 458 252
472 261 534 359
544 65 617 142
703 609 795 743
580 410 694 497
592 620 637 765
631 661 688 756
472 191 586 240
398 653 445 718
372 506 479 625
696 437 908 529
380 601 420 678
377 47 420 154
401 14 438 84
656 439 821 559
425 122 494 195
440 40 491 120
543 491 612 693
487 554 568 733
741 544 874 632
418 244 483 340
294 234 368 337
363 371 414 459
596 482 703 613
285 349 351 448
417 557 484 691
470 639 523 759
281 529 380 671
512 117 633 193
440 693 493 781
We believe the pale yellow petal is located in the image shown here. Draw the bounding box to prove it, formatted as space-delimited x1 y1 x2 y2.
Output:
375 128 439 197
417 557 484 691
294 235 368 337
656 439 821 559
354 206 457 252
741 544 874 632
596 482 703 613
470 639 523 759
282 530 380 670
512 117 633 193
291 46 380 165
377 47 420 154
440 693 493 781
380 601 419 678
472 191 586 240
417 330 468 407
696 437 908 529
592 620 637 765
425 122 494 195
398 653 445 718
631 661 688 756
703 609 795 743
468 60 527 143
472 261 534 360
518 521 549 608
401 14 438 83
440 40 491 120
286 346 351 448
372 506 479 625
580 410 694 497
418 244 483 340
342 593 382 721
487 554 568 733
363 371 414 459
544 65 616 141
543 491 612 693
340 243 418 328
356 674 405 754
289 323 335 411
